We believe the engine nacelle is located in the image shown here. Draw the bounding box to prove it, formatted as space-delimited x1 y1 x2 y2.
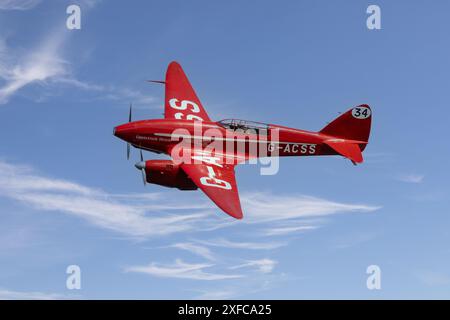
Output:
143 160 197 190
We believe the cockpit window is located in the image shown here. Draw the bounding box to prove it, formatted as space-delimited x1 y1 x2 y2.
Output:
217 119 269 135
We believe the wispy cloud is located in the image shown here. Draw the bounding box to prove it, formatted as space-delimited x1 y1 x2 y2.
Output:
262 225 318 236
170 243 216 261
0 160 209 238
0 288 68 300
0 11 155 107
194 288 239 300
197 238 286 250
0 158 381 297
0 32 68 104
0 34 156 106
125 259 243 281
192 272 289 299
95 86 157 107
242 192 379 222
398 174 424 184
0 159 380 241
0 0 41 10
230 259 277 274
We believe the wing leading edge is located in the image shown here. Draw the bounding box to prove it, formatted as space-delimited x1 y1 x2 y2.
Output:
164 61 211 122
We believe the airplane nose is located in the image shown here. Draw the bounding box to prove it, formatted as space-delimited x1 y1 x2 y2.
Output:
113 124 128 139
135 161 146 170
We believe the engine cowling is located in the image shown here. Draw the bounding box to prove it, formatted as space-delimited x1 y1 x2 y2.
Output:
142 160 197 190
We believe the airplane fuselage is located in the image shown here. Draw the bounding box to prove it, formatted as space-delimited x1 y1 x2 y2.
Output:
114 119 340 162
113 61 371 219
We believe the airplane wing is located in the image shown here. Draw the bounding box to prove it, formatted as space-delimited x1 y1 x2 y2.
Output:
164 61 212 122
181 163 243 219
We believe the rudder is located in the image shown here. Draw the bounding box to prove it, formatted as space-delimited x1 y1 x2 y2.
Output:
320 104 372 147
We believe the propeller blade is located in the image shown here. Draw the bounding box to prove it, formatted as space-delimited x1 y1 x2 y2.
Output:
141 168 146 185
136 150 146 185
128 103 132 122
146 80 166 84
126 103 133 160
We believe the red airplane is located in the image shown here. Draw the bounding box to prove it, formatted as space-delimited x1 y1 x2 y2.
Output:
114 61 372 220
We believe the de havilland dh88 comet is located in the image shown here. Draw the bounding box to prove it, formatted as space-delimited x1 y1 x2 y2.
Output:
114 61 372 219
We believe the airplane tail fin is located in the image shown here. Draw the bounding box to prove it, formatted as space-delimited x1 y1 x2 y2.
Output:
320 104 372 164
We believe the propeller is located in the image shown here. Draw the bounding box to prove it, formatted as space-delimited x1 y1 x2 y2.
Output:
146 80 166 84
134 149 146 185
127 103 132 160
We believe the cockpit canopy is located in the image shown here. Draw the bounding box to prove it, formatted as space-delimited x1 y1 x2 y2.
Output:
217 119 269 135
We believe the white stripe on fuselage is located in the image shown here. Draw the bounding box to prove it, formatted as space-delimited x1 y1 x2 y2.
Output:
152 133 317 145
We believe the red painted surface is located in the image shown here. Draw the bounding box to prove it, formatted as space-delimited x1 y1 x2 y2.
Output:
114 61 372 219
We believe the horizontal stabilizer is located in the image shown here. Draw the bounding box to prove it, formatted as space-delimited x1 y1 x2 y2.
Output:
325 140 364 164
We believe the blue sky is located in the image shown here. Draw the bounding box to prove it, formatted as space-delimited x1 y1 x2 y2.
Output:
0 0 449 299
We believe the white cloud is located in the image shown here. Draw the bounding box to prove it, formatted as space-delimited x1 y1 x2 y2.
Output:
0 12 155 107
193 272 288 299
0 0 101 11
230 259 277 274
0 35 156 106
0 159 380 241
125 259 243 281
0 0 41 10
0 160 209 238
97 86 157 107
398 174 424 184
0 288 67 300
242 192 379 222
0 158 381 297
194 289 238 300
0 32 68 104
170 243 216 261
263 225 318 236
197 238 286 250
